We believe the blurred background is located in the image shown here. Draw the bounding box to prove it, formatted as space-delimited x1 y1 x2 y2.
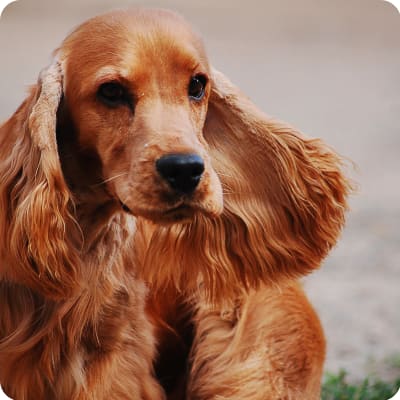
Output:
1 0 399 384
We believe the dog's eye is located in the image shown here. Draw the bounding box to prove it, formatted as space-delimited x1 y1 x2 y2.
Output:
188 75 207 101
97 82 130 108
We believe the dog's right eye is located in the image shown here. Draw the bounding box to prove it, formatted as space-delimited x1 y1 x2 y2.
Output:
97 82 131 108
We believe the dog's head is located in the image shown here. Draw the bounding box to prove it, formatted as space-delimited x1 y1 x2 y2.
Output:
58 9 222 224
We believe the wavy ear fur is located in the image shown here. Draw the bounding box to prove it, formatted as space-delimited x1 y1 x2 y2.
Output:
0 61 80 299
139 69 351 302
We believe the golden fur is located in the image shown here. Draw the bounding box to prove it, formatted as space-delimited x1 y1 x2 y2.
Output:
0 9 350 400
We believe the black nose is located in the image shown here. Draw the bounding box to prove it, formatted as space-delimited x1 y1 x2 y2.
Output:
156 153 205 194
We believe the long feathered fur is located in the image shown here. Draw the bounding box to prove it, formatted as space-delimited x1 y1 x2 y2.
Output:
0 62 81 299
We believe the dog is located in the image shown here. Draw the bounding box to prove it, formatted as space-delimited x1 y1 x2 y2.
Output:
0 8 350 400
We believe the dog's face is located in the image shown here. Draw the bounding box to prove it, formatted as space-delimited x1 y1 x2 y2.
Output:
60 9 222 224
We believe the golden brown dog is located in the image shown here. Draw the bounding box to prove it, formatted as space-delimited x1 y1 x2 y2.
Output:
0 9 350 400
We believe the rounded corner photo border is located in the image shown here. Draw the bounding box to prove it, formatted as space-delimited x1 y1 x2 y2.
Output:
383 0 400 12
389 388 400 400
0 386 12 400
0 0 18 17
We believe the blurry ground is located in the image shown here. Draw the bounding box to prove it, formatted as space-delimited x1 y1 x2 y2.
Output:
1 0 399 381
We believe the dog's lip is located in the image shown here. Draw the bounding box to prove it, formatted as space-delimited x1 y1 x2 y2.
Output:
118 198 220 223
164 203 192 214
156 203 196 224
119 200 133 214
118 199 194 218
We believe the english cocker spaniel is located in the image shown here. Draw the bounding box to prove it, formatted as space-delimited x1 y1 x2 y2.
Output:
0 9 350 400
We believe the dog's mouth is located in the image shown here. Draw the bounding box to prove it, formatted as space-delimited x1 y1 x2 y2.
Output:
116 169 223 224
163 203 196 222
119 200 132 214
119 199 197 222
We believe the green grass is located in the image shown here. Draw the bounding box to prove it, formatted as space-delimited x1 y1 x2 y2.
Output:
322 370 400 400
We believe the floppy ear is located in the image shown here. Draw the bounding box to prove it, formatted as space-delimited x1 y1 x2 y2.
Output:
138 69 351 302
203 68 351 281
0 61 81 299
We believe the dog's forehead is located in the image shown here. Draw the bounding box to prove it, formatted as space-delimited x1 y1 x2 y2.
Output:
61 9 209 85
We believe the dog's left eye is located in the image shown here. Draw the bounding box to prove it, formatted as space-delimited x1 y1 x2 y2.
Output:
97 82 131 108
188 75 207 101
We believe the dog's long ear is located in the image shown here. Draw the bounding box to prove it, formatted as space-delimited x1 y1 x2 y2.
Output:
0 61 81 299
139 69 351 302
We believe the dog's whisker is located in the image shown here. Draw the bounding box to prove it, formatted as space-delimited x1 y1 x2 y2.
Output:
91 172 128 188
